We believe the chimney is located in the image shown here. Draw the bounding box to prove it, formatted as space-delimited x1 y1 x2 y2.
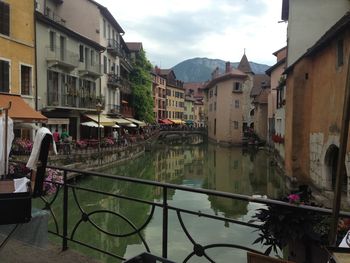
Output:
225 61 231 73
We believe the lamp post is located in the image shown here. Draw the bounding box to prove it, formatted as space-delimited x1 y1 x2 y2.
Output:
96 102 103 165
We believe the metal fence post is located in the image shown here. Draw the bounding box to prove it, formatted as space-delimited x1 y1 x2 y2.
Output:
62 170 68 251
162 187 168 258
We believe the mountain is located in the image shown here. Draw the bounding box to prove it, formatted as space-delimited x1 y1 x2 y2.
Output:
172 57 271 83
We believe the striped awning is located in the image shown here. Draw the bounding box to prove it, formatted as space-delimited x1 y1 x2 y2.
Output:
169 119 185 125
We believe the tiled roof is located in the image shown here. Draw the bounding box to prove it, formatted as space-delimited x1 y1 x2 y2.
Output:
255 88 269 104
265 58 286 76
251 74 270 97
126 42 143 52
204 70 247 90
238 54 253 73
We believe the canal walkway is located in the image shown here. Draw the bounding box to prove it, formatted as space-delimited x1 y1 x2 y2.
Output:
0 239 100 263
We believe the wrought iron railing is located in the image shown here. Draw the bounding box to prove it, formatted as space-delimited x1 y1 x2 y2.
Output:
28 164 350 262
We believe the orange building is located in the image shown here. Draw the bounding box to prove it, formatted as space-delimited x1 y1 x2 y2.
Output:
284 14 350 201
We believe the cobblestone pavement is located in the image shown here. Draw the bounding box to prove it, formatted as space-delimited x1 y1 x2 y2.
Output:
0 239 100 263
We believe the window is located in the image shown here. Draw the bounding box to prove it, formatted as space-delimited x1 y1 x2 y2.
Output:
215 86 217 95
214 119 216 135
233 82 242 92
209 89 213 98
209 103 212 112
0 60 9 92
103 56 107 73
0 1 10 36
235 100 239 108
103 19 106 38
49 31 56 51
107 24 110 39
21 65 31 95
90 50 94 65
234 121 239 129
214 102 216 111
79 45 84 62
337 39 344 67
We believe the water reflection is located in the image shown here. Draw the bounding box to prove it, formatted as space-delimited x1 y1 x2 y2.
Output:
45 143 286 262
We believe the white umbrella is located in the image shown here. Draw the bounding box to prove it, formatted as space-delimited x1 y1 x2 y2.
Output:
112 124 120 128
80 121 103 128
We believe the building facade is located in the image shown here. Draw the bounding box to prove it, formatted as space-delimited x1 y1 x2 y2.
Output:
35 9 104 139
266 47 287 160
205 64 247 145
0 0 36 107
159 69 184 121
151 67 167 121
284 13 350 203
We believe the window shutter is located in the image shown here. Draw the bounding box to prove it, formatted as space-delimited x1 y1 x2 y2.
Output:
0 2 10 36
0 60 10 92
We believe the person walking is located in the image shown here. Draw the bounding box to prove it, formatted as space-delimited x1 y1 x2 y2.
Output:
53 129 60 152
61 128 70 154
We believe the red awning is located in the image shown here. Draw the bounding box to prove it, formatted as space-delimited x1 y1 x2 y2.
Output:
158 119 173 125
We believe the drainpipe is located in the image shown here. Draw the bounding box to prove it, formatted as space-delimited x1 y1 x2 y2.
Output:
34 1 38 110
329 52 350 246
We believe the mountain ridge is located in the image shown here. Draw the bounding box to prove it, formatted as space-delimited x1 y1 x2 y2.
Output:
171 57 271 83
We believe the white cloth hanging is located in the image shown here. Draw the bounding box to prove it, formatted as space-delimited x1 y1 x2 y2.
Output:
26 127 57 171
0 115 14 176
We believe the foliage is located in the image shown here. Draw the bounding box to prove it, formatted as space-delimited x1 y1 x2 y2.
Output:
101 137 115 147
8 163 31 178
129 49 154 123
76 140 88 149
251 193 329 255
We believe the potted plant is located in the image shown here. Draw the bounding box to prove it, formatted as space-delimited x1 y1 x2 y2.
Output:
251 193 330 263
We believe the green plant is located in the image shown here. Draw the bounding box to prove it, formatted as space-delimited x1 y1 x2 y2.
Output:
251 194 329 255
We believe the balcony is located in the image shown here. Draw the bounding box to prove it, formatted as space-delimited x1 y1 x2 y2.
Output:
119 77 132 95
79 63 102 79
106 39 124 57
107 73 120 87
107 104 120 115
44 8 66 25
120 104 134 117
47 90 102 110
46 46 79 71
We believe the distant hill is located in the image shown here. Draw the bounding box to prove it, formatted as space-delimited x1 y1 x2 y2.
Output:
172 57 271 83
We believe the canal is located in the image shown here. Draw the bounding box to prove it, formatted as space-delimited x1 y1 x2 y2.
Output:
44 142 287 262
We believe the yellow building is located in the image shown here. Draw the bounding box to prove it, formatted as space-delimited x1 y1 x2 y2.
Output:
0 0 36 108
159 69 184 120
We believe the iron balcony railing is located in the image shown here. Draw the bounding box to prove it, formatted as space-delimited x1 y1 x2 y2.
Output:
107 104 120 114
23 163 350 262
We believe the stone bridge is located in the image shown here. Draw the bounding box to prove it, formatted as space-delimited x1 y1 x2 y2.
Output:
157 129 208 141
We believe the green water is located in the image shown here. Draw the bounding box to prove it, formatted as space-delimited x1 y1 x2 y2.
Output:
43 143 286 263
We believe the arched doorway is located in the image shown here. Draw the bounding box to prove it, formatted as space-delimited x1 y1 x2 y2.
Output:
324 144 347 191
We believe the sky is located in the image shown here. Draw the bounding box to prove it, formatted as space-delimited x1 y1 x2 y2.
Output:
95 0 287 68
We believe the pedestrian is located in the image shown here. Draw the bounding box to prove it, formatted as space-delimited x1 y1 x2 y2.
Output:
61 128 70 154
53 128 60 152
112 129 119 144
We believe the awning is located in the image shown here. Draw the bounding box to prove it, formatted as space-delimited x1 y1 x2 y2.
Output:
125 118 147 127
13 122 39 130
124 123 137 128
114 118 132 125
85 114 116 127
185 120 194 125
169 119 185 125
159 119 173 125
81 121 103 128
0 94 47 123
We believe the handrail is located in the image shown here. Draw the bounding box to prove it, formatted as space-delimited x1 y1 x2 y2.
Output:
10 161 350 261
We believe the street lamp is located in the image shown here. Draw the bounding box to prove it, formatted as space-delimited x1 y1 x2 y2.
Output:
96 102 103 165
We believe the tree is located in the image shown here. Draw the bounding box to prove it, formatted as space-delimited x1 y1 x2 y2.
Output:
130 49 154 123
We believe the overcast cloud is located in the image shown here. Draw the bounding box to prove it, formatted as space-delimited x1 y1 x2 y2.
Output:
95 0 287 68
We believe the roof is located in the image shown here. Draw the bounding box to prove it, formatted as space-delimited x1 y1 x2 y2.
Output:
159 69 173 76
183 82 206 96
237 54 253 74
265 58 286 76
273 46 287 56
35 12 105 51
253 88 269 105
285 12 350 74
126 42 143 52
204 69 247 90
251 74 270 97
0 93 47 122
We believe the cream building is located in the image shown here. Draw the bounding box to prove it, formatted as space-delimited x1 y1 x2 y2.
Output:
205 63 247 145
